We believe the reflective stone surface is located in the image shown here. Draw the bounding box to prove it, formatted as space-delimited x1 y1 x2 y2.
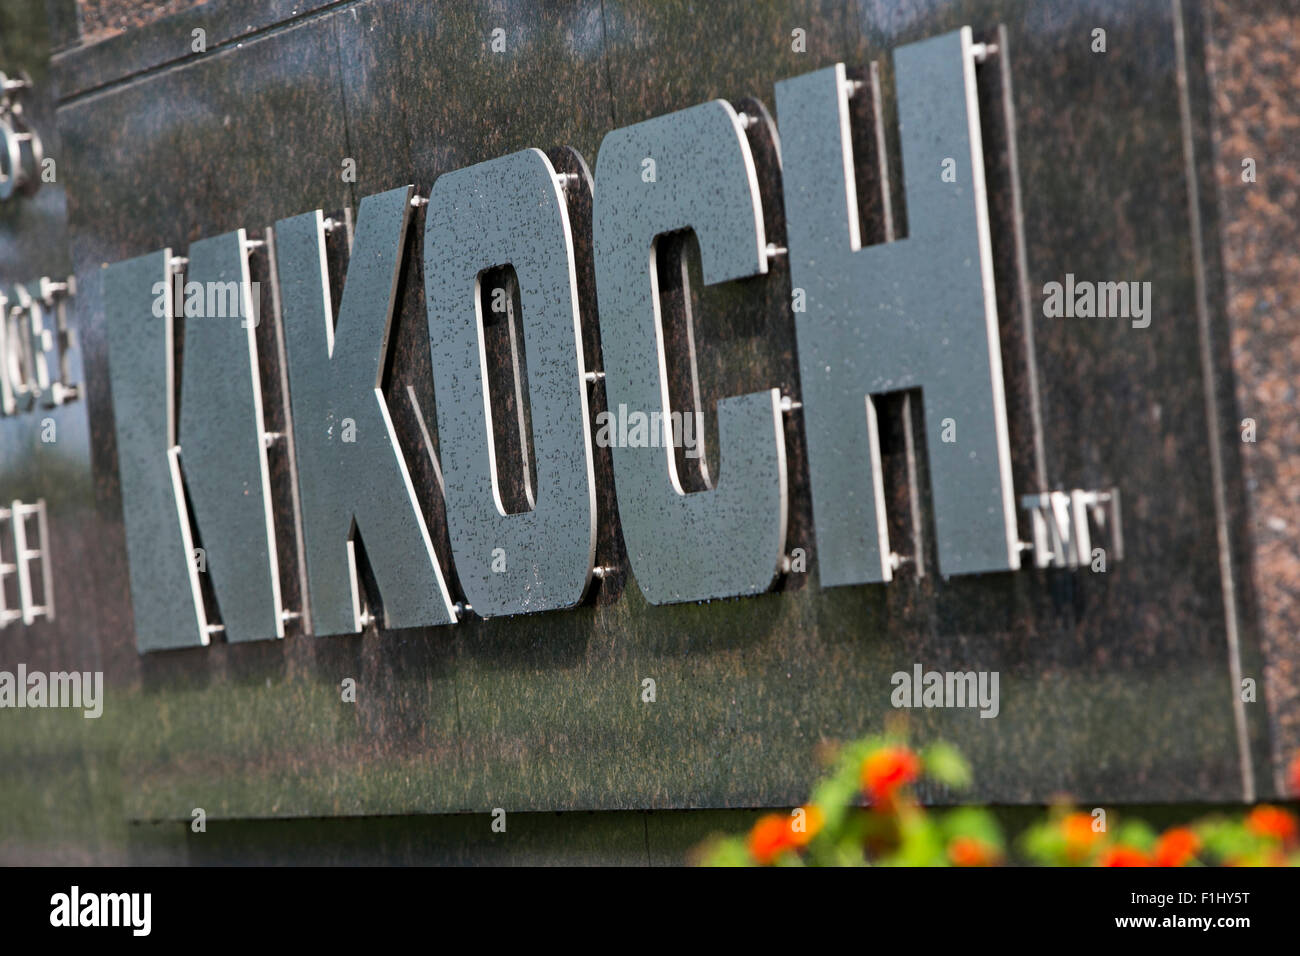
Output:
0 0 1290 862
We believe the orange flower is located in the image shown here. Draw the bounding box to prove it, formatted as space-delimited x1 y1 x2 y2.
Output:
1287 751 1300 797
1246 805 1297 844
789 804 824 847
1062 812 1102 862
948 835 1000 867
1098 845 1151 867
1154 827 1200 867
747 813 797 865
860 746 921 807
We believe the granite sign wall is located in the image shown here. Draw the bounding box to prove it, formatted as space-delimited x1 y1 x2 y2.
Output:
0 0 1295 864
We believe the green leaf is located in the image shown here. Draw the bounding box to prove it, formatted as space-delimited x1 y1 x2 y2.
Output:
922 741 972 789
697 837 753 867
1114 819 1158 852
941 806 1005 852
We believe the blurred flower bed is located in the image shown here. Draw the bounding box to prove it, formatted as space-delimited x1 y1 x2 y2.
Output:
696 736 1300 867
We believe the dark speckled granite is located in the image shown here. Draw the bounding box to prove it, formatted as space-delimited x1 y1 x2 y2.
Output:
0 0 1292 863
1205 0 1300 796
79 1 207 41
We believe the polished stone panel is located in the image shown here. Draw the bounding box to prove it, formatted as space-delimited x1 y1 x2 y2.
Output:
0 0 1284 864
57 0 343 97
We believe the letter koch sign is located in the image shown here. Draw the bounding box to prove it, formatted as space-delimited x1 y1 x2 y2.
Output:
100 27 1120 653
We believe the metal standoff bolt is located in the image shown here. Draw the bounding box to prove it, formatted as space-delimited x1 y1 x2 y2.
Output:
591 566 615 580
410 195 428 209
555 172 580 190
888 552 914 572
280 609 301 624
243 238 266 252
358 609 376 627
766 243 788 262
971 42 998 63
262 431 284 448
322 216 341 233
584 370 605 384
844 78 866 98
205 623 225 637
779 394 802 413
168 255 189 271
453 602 473 619
38 277 71 303
736 111 758 130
